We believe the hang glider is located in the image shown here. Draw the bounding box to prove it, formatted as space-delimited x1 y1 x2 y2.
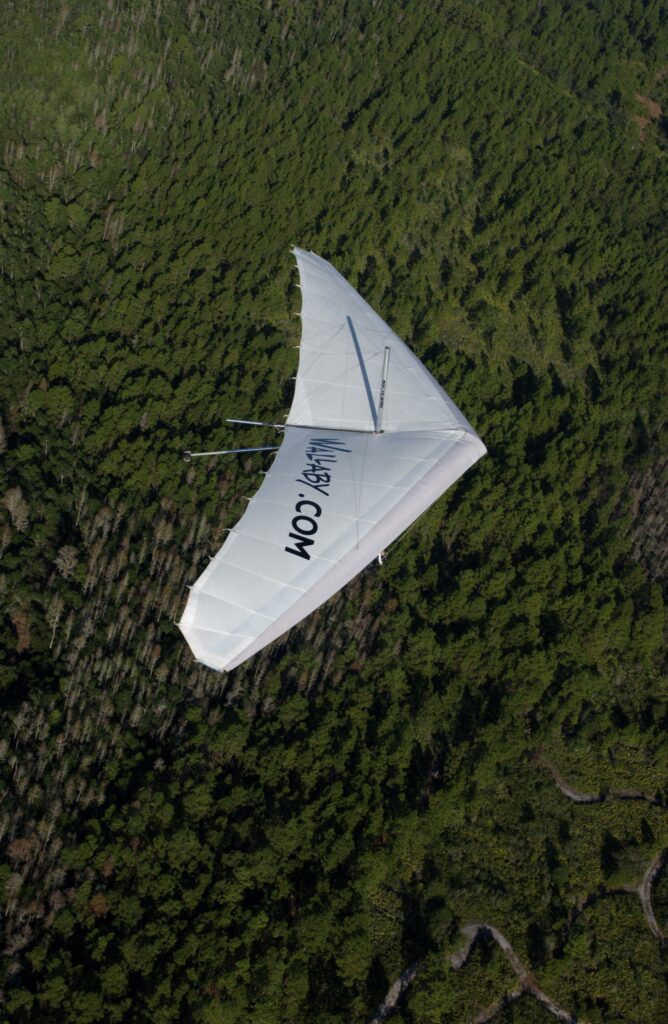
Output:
179 248 486 671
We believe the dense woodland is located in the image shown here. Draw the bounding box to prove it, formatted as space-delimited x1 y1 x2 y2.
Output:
0 1 666 1021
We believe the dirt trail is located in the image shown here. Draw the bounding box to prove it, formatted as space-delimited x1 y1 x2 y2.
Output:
537 752 667 943
638 847 668 940
368 757 667 1024
369 961 421 1024
534 751 665 808
370 922 577 1024
450 924 576 1023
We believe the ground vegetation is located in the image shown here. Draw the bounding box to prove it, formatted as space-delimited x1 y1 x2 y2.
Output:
0 1 666 1021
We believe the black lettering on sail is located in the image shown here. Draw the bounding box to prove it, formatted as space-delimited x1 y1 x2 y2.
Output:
285 532 315 560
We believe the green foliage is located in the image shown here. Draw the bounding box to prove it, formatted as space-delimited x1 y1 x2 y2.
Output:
0 1 666 1022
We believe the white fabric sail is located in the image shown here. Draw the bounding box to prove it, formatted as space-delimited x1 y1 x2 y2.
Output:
179 248 486 671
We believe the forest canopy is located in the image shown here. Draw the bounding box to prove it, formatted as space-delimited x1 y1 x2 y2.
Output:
0 1 666 1022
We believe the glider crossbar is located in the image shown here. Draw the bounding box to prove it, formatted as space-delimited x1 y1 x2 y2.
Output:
226 418 286 430
183 446 279 462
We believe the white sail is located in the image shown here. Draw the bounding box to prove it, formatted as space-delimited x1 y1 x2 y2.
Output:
179 249 486 671
289 248 474 434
